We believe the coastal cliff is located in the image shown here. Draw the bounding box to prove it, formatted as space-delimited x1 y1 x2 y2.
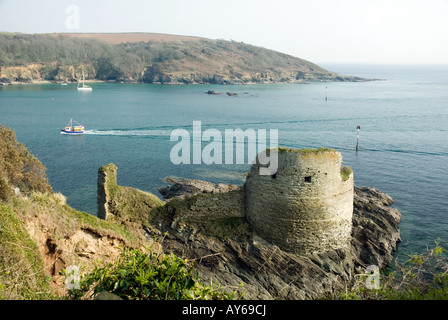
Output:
0 33 369 85
98 150 401 299
150 185 401 299
0 125 150 298
0 124 401 299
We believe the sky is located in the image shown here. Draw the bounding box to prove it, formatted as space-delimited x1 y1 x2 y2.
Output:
0 0 447 64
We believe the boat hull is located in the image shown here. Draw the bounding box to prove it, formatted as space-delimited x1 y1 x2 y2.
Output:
61 130 84 135
77 87 92 91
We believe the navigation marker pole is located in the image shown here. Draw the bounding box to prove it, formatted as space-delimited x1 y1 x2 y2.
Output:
356 125 360 151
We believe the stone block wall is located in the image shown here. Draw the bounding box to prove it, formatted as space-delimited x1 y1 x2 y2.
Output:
97 164 164 226
97 147 354 255
246 148 353 255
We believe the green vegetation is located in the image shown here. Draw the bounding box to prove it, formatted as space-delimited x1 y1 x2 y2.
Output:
149 192 251 239
330 239 448 300
68 244 242 300
340 166 353 180
0 33 342 84
295 147 336 154
99 163 165 227
0 204 54 299
0 33 114 67
0 125 241 300
0 124 52 200
33 191 143 243
2 123 446 300
0 124 146 298
110 185 164 226
107 185 165 227
268 147 337 154
0 187 240 300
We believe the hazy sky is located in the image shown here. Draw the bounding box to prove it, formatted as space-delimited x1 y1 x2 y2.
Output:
1 0 447 64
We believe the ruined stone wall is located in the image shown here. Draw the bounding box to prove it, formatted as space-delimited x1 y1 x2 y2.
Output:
97 148 354 255
245 148 353 255
148 188 249 239
97 164 164 225
172 189 246 222
97 164 117 220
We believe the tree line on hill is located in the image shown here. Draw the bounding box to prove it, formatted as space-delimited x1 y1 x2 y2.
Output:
0 32 340 84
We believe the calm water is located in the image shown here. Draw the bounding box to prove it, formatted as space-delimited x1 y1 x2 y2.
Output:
1 64 447 259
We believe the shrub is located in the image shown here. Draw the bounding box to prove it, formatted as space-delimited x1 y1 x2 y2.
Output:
340 166 353 181
0 125 52 196
68 243 243 300
0 204 54 299
332 239 448 300
0 179 13 202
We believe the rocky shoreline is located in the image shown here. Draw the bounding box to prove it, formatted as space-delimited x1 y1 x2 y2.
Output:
145 178 401 299
0 76 374 86
97 161 401 299
0 124 401 299
0 64 375 86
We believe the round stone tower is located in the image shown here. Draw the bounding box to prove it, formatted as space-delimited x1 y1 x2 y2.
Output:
245 147 354 255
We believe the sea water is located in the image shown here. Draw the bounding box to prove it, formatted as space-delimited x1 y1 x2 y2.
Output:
1 64 447 259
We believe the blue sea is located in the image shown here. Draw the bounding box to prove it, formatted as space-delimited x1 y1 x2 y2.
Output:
1 64 447 259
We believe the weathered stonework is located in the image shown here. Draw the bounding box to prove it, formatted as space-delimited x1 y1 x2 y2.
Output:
149 188 249 240
246 148 354 255
172 189 246 221
100 149 354 255
97 164 164 226
96 147 401 299
97 163 117 220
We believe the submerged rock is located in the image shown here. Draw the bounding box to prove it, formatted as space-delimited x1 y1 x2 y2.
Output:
206 90 222 95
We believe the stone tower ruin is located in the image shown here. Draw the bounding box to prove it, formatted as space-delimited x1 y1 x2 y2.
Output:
245 148 354 255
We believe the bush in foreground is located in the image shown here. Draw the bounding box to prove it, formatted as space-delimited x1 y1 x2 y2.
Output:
333 239 448 300
67 243 243 300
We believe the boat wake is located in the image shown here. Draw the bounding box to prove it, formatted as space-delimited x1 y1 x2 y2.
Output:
83 129 172 137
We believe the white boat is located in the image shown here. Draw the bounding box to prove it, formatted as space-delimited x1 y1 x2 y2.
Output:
77 71 92 91
61 119 85 135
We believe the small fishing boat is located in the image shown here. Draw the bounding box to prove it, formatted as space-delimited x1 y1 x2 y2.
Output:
77 70 92 91
61 119 85 135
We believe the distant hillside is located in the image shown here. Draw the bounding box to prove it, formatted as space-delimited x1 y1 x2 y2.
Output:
0 32 367 84
62 32 207 44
